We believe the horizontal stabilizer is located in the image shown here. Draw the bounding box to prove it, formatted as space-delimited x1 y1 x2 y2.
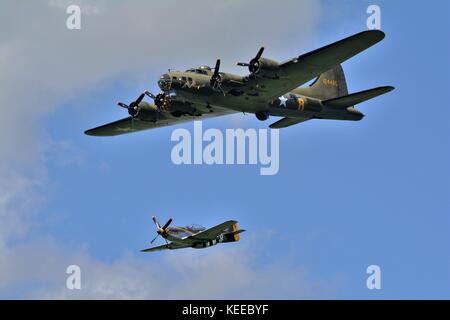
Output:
323 86 394 108
224 229 246 236
269 117 310 129
222 229 246 242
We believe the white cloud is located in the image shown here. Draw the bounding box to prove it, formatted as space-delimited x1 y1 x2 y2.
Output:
0 236 337 299
0 0 329 299
0 0 321 166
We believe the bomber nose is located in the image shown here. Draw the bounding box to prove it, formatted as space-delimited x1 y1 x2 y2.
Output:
158 73 171 90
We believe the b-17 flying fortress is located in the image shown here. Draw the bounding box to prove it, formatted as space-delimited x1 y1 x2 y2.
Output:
85 30 394 136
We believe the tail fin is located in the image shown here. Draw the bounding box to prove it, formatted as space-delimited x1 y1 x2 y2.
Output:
323 86 394 109
294 64 348 100
223 223 245 242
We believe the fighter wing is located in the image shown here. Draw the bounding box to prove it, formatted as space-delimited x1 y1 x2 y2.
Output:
246 30 385 102
141 242 192 253
189 220 238 241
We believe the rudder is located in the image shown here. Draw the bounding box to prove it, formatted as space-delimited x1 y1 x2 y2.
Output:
222 223 245 242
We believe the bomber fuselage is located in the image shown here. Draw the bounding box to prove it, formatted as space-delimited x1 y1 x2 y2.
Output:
156 66 363 122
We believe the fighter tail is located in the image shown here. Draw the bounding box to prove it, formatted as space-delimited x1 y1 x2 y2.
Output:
222 223 245 242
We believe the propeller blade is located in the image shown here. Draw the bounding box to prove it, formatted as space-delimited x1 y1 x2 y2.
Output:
214 59 220 74
117 102 129 108
162 218 173 230
135 92 145 105
144 90 156 100
237 47 264 71
255 47 264 60
211 59 221 80
210 59 222 90
150 234 159 244
152 216 161 229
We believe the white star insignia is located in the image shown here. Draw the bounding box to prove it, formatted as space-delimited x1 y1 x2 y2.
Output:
278 95 288 107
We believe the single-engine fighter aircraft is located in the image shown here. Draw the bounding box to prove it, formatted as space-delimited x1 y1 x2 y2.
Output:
141 216 245 252
85 30 394 136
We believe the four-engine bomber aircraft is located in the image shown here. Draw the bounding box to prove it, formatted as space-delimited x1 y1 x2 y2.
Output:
85 30 394 136
141 216 245 252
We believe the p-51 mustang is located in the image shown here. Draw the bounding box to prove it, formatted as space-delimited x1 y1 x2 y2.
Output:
85 30 394 136
141 216 245 252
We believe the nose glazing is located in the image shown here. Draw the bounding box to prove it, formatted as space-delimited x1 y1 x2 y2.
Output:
158 73 171 90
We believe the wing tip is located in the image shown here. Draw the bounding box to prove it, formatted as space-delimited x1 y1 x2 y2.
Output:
375 86 395 95
84 129 97 136
84 128 117 137
360 29 385 42
268 123 278 129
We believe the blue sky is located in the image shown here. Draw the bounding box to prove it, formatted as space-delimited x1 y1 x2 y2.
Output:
1 0 449 299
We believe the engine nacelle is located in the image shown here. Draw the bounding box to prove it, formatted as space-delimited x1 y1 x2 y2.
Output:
136 101 159 121
251 57 281 78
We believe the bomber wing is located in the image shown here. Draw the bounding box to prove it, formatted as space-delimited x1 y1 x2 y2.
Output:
84 116 197 137
245 30 386 103
85 107 234 137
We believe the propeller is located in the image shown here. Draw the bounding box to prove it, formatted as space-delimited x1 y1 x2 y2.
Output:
145 90 168 110
150 216 173 244
210 59 222 90
117 92 146 117
210 59 226 96
237 47 264 73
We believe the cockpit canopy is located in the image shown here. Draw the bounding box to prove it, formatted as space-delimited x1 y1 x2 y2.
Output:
185 66 212 75
167 224 206 239
185 224 206 232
